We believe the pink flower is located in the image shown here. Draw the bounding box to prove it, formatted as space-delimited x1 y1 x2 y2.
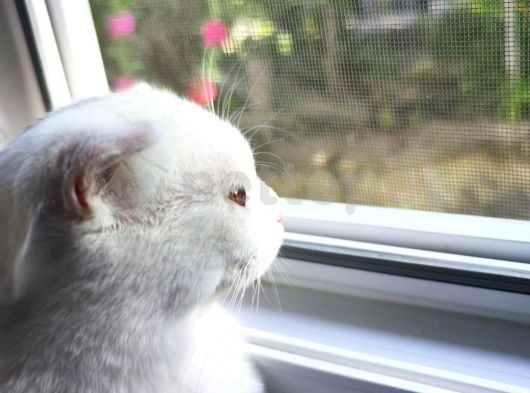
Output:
106 11 136 39
202 20 228 48
187 80 217 106
112 75 135 91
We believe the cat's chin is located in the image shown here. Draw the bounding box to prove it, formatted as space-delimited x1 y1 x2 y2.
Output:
214 278 234 296
214 259 273 300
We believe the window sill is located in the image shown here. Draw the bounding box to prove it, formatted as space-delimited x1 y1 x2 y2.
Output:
226 260 530 393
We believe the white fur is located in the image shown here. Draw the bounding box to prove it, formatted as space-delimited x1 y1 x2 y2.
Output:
0 85 284 392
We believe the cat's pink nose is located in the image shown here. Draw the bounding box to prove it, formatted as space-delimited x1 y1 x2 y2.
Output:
278 211 285 224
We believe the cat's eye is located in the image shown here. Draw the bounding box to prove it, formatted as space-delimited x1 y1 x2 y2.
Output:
228 188 246 207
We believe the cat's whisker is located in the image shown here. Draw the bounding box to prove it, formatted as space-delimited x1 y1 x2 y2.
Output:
221 272 241 305
244 123 288 142
255 160 285 170
236 288 246 317
215 68 229 118
254 281 260 312
242 267 254 313
242 123 265 140
234 266 250 312
235 272 249 312
233 64 266 129
255 160 288 176
226 269 245 311
253 150 288 169
255 163 287 175
229 107 246 126
222 61 244 121
233 58 280 130
254 150 286 161
244 123 288 137
255 162 290 177
200 50 216 115
200 50 208 111
267 269 282 312
207 51 216 115
234 97 251 130
251 140 285 155
246 108 288 144
226 267 245 301
273 256 295 289
242 124 272 140
217 59 242 121
224 282 238 311
235 266 250 317
217 60 239 116
250 280 258 312
229 101 264 125
256 276 262 313
257 280 275 306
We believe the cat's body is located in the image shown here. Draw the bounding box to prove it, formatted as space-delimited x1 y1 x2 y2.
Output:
0 302 260 393
0 86 283 392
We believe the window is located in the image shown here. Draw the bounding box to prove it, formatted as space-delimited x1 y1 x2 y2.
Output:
87 0 530 222
8 1 530 391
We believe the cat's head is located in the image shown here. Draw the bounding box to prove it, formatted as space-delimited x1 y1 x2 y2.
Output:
0 85 284 307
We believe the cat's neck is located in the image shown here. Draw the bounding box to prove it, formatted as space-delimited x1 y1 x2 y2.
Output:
6 221 223 372
3 275 209 391
10 248 209 361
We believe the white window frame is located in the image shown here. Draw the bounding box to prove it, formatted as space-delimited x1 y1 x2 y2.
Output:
0 1 45 141
20 0 70 108
284 200 530 263
17 1 530 391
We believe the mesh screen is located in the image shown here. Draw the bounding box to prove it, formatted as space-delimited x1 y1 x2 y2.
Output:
90 0 530 220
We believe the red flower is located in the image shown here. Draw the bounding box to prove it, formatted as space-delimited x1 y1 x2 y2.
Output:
201 20 228 48
187 80 217 106
106 11 136 39
112 75 135 91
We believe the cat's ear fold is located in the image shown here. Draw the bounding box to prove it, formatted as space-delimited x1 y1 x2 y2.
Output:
61 127 156 218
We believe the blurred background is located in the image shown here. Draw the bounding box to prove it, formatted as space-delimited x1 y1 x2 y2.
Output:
89 0 530 220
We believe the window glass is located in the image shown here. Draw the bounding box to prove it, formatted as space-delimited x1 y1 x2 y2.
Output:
89 0 530 220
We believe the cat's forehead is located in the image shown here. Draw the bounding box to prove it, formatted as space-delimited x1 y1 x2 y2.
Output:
158 98 255 176
46 88 254 171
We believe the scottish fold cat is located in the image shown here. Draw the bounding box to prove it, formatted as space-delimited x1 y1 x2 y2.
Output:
0 85 284 392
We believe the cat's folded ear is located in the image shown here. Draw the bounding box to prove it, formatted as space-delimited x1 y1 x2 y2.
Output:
59 126 157 219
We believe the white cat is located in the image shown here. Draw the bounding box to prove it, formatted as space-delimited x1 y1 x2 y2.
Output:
0 85 284 392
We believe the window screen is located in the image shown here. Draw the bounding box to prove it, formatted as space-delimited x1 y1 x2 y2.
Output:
89 0 530 220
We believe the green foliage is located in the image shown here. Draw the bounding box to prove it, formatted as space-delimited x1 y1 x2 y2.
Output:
423 10 505 116
90 0 530 123
500 80 530 121
467 0 503 14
